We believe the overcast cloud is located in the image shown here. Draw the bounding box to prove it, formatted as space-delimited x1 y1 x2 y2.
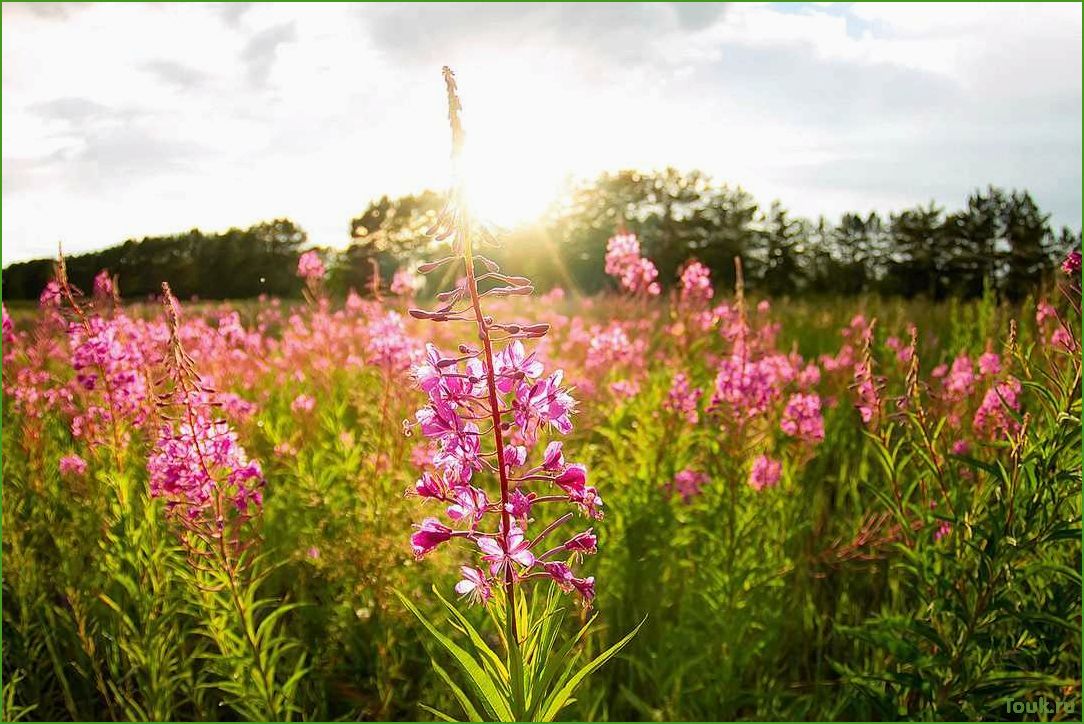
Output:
2 2 1080 265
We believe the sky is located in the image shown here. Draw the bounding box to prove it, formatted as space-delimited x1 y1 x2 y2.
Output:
2 2 1081 265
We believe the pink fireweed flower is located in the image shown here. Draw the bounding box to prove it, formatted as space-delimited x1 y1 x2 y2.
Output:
978 351 1001 377
973 377 1023 438
711 355 780 421
148 412 265 518
944 355 975 399
562 529 598 555
540 287 566 304
609 379 640 399
59 454 88 477
391 268 416 296
670 469 709 502
1062 249 1082 275
780 393 825 443
92 269 115 299
542 441 565 470
432 423 483 484
513 370 576 438
571 575 596 601
367 311 421 373
455 566 493 605
415 471 449 499
406 68 599 609
604 232 661 296
504 444 528 469
296 250 326 280
679 260 714 306
665 372 702 424
1050 326 1074 351
68 315 150 442
477 526 535 577
554 464 586 490
446 485 490 528
411 517 455 557
1036 300 1057 325
149 284 266 533
748 455 782 491
542 562 596 603
2 304 15 358
39 281 62 308
553 465 604 518
494 340 544 392
504 489 536 522
585 322 644 370
291 394 316 413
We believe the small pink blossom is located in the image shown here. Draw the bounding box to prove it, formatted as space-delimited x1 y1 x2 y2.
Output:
477 526 535 576
542 441 565 471
665 373 702 424
454 566 492 605
93 270 115 299
780 393 825 443
748 455 782 491
411 517 454 557
944 355 975 399
562 529 598 555
297 250 326 280
39 281 62 308
679 260 713 306
1036 300 1057 325
604 232 661 296
1050 326 1074 350
415 471 449 499
670 469 708 502
291 394 316 413
446 485 490 527
973 377 1023 438
391 268 416 295
977 352 1001 377
59 454 88 478
1062 250 1081 275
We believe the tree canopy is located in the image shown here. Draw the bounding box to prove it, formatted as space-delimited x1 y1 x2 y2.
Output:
3 172 1078 302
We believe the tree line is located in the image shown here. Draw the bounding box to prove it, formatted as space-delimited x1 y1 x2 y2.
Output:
3 170 1078 301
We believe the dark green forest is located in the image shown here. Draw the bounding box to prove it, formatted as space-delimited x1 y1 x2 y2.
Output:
3 170 1079 301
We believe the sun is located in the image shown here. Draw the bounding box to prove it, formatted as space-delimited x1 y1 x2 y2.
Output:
459 146 561 228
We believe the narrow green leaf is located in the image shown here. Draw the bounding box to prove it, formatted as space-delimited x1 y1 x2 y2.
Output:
395 590 514 722
539 616 645 722
432 659 483 723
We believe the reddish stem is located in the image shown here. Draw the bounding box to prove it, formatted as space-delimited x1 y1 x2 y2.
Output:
459 209 519 644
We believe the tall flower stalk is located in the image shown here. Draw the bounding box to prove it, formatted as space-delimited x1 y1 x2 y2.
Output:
399 66 640 723
150 283 306 722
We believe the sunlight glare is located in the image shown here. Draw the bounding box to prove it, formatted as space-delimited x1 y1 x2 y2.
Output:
460 142 561 228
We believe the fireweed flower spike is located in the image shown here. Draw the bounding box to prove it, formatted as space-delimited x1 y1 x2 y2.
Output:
406 68 597 608
397 67 641 723
150 283 265 535
148 285 305 722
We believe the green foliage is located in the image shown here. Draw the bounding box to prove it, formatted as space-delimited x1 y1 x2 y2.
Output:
1 219 307 301
2 293 1079 721
397 587 643 722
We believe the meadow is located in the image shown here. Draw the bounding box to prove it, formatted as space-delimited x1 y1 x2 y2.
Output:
2 68 1081 724
2 242 1080 721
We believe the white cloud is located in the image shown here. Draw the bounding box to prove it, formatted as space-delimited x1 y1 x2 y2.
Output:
2 1 1080 265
